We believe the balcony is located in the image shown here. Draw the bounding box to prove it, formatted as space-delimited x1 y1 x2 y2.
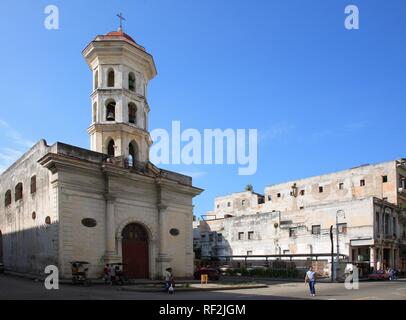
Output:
398 187 406 195
376 233 397 241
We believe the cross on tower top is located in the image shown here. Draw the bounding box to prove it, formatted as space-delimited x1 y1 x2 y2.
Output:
116 12 126 31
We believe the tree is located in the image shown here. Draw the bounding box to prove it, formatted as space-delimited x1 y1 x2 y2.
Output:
245 184 253 192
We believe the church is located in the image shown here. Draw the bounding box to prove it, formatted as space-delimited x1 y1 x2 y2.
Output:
0 25 203 279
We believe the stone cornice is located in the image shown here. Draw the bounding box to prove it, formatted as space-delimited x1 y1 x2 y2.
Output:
87 122 150 137
90 88 147 102
83 40 157 80
38 153 102 175
155 177 204 196
38 151 203 197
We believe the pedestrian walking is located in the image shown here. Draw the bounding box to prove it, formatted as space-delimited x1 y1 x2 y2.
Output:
164 267 174 292
103 264 110 284
108 264 115 285
305 266 317 297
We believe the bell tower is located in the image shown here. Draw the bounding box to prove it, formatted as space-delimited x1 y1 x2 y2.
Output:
83 22 157 164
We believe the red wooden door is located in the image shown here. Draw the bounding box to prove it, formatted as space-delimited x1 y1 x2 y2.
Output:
122 224 149 278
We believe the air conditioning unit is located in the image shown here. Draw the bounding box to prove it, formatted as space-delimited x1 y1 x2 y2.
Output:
399 188 405 193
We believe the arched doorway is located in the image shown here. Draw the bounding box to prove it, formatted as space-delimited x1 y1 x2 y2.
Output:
107 139 115 157
122 223 149 278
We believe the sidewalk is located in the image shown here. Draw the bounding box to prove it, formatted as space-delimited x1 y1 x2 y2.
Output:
122 282 268 292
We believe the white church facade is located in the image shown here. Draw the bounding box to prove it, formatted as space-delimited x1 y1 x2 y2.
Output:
0 27 203 279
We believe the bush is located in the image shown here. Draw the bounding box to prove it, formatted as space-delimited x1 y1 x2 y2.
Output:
224 266 301 279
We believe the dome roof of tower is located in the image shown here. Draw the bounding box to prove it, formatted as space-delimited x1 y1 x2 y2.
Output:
105 30 137 43
92 29 146 51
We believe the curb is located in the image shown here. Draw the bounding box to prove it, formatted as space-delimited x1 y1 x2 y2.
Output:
121 284 268 293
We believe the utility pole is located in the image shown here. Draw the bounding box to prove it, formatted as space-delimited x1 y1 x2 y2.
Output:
336 210 345 282
330 225 334 282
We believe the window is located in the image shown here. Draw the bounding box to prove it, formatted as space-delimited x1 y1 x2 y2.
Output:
45 216 51 225
94 70 99 90
376 212 380 234
92 102 97 123
227 202 231 207
128 72 136 91
128 103 137 124
4 190 11 207
300 190 305 196
238 232 244 240
289 228 297 237
217 233 223 242
267 195 272 201
107 69 115 87
241 200 246 206
128 141 139 167
312 225 321 235
248 231 254 240
337 223 347 234
300 206 304 210
107 139 115 157
393 217 396 237
382 176 388 183
15 183 23 201
339 183 344 190
247 251 253 256
32 211 36 220
401 176 406 189
360 179 365 187
384 214 390 235
106 101 116 121
277 193 281 198
30 175 36 194
319 186 324 193
216 204 220 209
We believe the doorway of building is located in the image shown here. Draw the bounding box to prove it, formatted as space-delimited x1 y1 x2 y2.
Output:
121 223 149 278
383 248 390 269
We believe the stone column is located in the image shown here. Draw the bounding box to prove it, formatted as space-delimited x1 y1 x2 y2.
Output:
156 203 172 277
104 194 117 262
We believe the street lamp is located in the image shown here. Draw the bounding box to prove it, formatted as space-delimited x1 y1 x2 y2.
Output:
336 209 346 281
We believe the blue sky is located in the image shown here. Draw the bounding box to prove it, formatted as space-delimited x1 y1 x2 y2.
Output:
0 0 405 217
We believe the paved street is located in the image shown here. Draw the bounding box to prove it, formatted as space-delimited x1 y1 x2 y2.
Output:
0 274 405 300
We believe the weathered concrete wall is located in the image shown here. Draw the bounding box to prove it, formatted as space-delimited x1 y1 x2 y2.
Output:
56 166 107 278
0 140 58 275
209 191 263 219
262 161 398 213
205 198 374 257
200 160 406 271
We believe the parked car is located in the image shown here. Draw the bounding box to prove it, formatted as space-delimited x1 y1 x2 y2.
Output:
194 267 220 281
219 265 234 275
247 265 267 273
0 263 4 274
368 270 390 281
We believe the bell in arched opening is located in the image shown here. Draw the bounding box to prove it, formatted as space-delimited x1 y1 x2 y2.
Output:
106 111 115 121
106 101 116 121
